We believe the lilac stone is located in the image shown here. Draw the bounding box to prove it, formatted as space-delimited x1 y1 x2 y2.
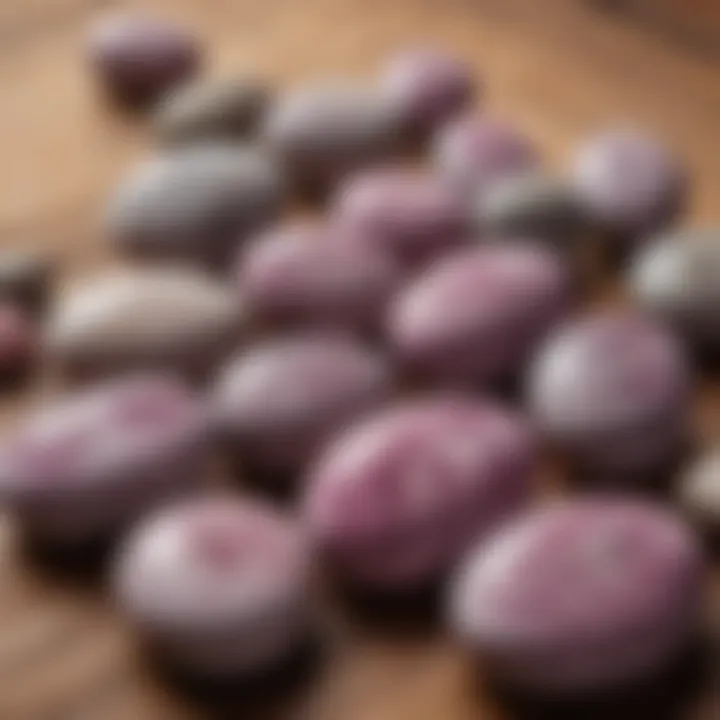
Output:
304 396 537 590
433 115 539 197
528 311 691 480
449 498 704 693
211 334 395 478
572 129 686 255
332 166 469 268
113 496 314 677
388 242 571 386
237 220 403 333
381 49 476 139
87 13 201 107
0 374 211 545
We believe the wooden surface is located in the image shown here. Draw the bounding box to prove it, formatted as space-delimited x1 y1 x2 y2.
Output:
596 0 720 56
0 1 719 718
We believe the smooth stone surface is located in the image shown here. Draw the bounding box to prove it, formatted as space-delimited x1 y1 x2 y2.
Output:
528 311 691 479
48 268 242 380
237 221 403 333
388 243 571 386
381 48 476 138
154 77 270 144
630 227 720 358
0 374 211 544
108 145 285 268
264 80 405 195
87 13 201 107
0 250 52 314
679 449 720 538
332 167 469 267
449 498 704 693
572 128 686 251
433 116 539 196
211 334 394 478
478 173 587 251
113 496 314 677
304 396 536 590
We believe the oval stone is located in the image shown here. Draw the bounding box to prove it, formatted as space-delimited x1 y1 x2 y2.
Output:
449 498 704 693
47 268 242 380
87 13 201 107
304 396 536 590
154 77 271 144
265 80 405 195
630 227 720 359
113 495 314 677
108 145 285 268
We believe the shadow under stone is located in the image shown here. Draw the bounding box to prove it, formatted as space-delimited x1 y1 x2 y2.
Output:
147 635 324 720
480 636 712 720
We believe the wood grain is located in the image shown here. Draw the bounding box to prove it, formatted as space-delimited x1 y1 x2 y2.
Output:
0 1 718 718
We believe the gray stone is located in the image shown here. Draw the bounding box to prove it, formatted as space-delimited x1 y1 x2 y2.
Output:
265 81 405 195
155 78 270 144
107 145 285 268
630 227 720 356
479 173 586 249
48 267 242 379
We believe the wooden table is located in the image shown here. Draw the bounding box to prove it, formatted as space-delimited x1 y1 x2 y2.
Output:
0 1 718 718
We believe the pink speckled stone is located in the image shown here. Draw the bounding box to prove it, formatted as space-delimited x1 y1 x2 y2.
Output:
304 396 537 590
87 13 201 106
237 221 403 333
573 129 686 249
382 49 476 137
333 167 469 267
433 116 539 196
449 498 704 693
0 374 210 544
113 496 314 677
211 334 395 478
528 311 690 479
388 243 571 386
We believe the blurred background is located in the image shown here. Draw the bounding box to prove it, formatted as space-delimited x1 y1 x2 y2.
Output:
1 0 719 271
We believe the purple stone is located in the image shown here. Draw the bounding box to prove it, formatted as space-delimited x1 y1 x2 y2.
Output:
332 166 469 268
449 498 704 693
433 116 539 196
304 396 536 590
573 129 686 250
211 334 395 478
113 496 314 677
87 13 202 107
388 242 571 386
382 49 476 138
528 311 690 479
0 374 211 544
237 220 403 333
